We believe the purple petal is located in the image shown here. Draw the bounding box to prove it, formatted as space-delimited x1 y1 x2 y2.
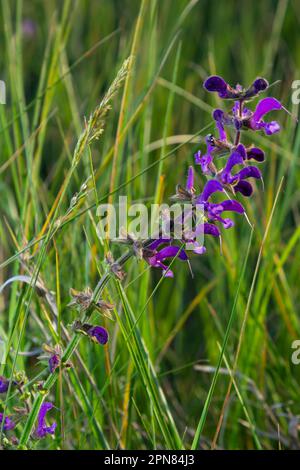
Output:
222 218 234 229
49 354 60 373
204 75 227 94
147 254 159 267
243 78 269 99
238 166 262 180
88 326 109 345
193 243 206 255
246 147 265 162
36 402 56 438
216 122 226 141
0 376 9 394
234 117 243 130
253 97 282 122
236 144 247 159
162 267 174 278
264 121 280 135
218 199 245 214
225 151 244 172
234 180 253 197
198 180 223 203
198 154 213 174
154 260 174 277
186 166 194 191
0 413 15 431
213 109 224 121
221 150 244 183
147 238 171 250
213 109 226 140
252 77 269 93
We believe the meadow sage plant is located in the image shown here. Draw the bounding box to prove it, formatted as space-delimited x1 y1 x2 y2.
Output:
1 74 285 449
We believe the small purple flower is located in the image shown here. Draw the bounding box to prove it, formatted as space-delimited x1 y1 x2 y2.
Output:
87 326 109 345
0 376 9 394
22 19 36 38
0 413 16 431
36 402 57 439
49 354 60 373
204 75 268 100
144 241 188 278
197 180 245 228
219 145 262 197
194 135 214 174
204 75 229 97
185 222 221 255
186 166 195 192
194 109 233 175
212 109 228 142
245 146 265 162
247 97 282 135
198 179 224 202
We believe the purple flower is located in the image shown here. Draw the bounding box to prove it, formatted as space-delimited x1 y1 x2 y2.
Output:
219 145 262 197
36 402 57 439
245 146 265 162
198 179 224 202
185 222 221 255
0 413 16 431
204 75 268 100
87 326 109 345
212 96 282 137
212 109 228 142
22 19 36 38
0 376 9 394
186 166 195 192
197 180 245 228
49 354 60 373
194 134 229 175
194 135 214 174
194 108 233 175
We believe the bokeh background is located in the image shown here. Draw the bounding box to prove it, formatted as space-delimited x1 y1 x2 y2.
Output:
0 0 300 450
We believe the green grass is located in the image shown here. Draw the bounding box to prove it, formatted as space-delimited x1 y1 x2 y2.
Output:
0 0 300 450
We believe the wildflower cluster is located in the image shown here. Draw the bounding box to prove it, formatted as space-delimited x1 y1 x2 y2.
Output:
1 373 56 446
134 75 284 278
2 74 285 449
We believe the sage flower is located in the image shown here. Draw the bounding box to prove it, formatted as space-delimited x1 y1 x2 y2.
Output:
73 320 109 345
244 97 282 135
87 326 109 345
143 241 188 278
197 180 245 229
203 75 268 100
0 376 9 394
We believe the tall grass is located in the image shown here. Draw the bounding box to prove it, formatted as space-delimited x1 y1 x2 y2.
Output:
0 0 300 450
